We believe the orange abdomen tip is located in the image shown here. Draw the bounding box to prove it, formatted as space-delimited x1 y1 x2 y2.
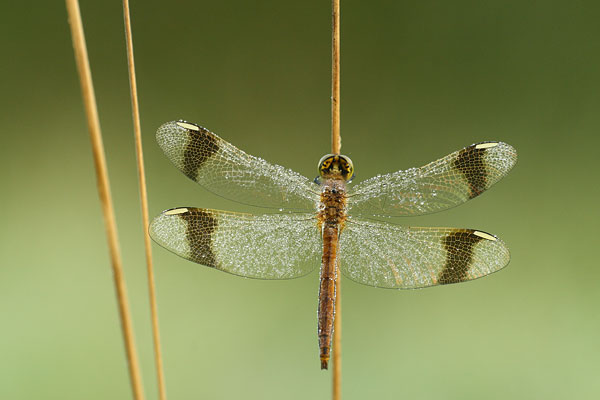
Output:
321 357 329 370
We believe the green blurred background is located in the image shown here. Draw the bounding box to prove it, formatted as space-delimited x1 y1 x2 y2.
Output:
2 1 600 399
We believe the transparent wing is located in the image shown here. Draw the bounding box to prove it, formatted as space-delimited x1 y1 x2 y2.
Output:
157 120 319 211
339 217 510 289
150 207 321 279
348 142 517 217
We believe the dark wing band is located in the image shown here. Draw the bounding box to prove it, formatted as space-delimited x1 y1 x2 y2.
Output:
157 121 319 211
347 141 517 217
339 217 510 289
150 207 321 280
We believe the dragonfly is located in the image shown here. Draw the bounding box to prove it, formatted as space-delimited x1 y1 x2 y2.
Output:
150 120 517 369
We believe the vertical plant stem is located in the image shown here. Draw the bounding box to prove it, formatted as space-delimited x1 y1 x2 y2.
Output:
122 1 167 400
331 0 341 155
65 1 145 399
333 264 342 400
332 1 342 400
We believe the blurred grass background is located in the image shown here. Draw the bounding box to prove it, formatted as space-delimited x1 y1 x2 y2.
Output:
1 0 600 399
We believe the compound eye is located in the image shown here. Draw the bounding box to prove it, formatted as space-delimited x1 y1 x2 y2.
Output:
339 155 354 181
317 154 336 176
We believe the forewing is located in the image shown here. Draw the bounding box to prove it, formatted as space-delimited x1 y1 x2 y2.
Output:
348 142 517 216
339 217 510 289
157 121 319 211
150 208 321 279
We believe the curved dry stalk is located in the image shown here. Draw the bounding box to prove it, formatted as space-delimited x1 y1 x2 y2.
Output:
122 1 167 399
65 1 145 399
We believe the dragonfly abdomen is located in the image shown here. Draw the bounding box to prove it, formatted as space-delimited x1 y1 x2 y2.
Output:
316 177 347 370
318 223 338 370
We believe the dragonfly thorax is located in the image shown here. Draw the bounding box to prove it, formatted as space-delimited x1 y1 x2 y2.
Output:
318 154 354 181
318 179 348 228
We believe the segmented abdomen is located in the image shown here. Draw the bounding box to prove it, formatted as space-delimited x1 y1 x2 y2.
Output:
318 224 338 369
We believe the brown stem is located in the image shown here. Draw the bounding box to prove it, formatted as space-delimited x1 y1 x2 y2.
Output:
333 263 342 399
331 0 341 155
122 1 167 399
331 0 342 399
65 1 145 399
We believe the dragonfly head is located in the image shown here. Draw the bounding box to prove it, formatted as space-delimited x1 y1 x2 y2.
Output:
318 154 354 181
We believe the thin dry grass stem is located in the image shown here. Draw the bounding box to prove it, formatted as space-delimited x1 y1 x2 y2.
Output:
65 1 145 399
331 0 341 155
333 264 342 400
122 1 167 399
331 0 342 399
